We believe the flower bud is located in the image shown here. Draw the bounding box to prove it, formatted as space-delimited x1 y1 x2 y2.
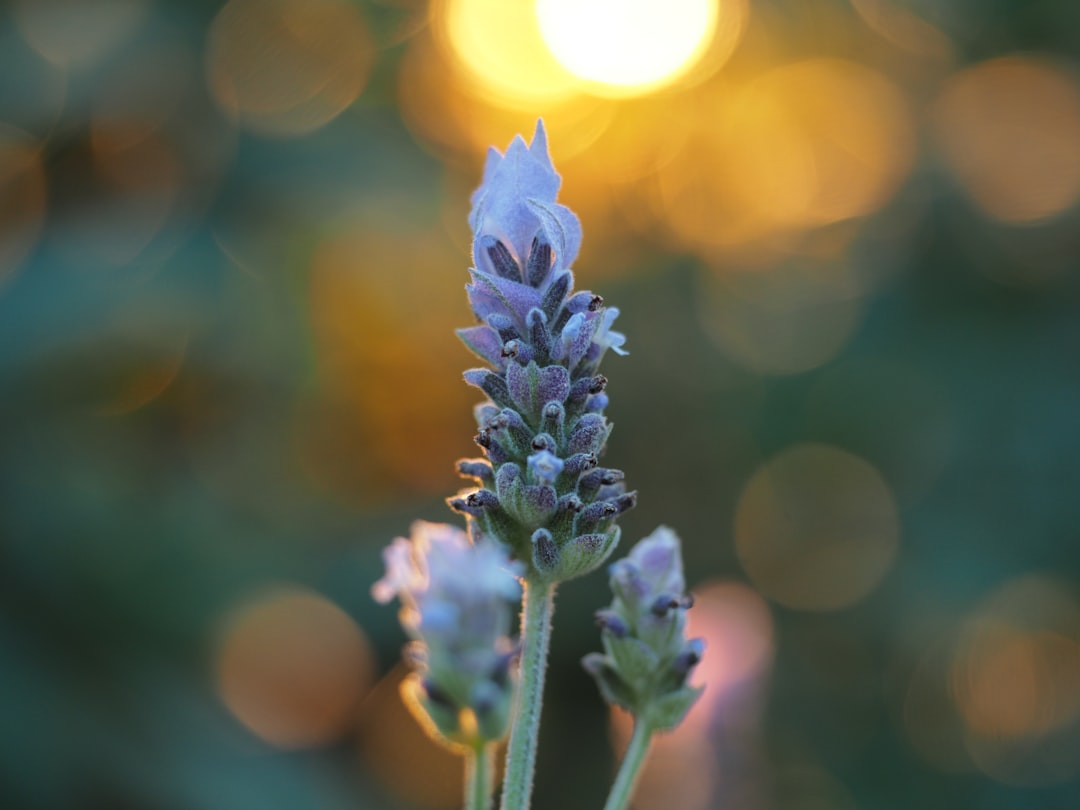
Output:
582 526 704 731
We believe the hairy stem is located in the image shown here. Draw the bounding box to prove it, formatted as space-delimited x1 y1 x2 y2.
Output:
466 743 495 810
602 719 653 810
499 578 555 810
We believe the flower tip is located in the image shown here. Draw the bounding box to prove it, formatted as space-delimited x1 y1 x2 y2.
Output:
530 118 551 163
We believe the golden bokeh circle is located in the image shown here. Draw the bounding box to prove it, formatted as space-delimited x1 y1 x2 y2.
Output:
735 443 900 611
933 56 1080 224
207 0 374 137
214 585 374 749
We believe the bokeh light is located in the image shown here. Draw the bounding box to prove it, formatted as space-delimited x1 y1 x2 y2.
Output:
933 56 1080 224
302 227 477 503
735 443 899 611
207 0 374 137
214 585 375 749
950 576 1080 785
435 0 581 107
358 664 473 810
14 0 147 66
609 579 774 810
536 0 717 96
658 59 914 253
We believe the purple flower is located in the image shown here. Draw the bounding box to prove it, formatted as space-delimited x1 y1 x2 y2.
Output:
583 527 704 731
452 121 635 585
373 522 523 743
469 120 581 290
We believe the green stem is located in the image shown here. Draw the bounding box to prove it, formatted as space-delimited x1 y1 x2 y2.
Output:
499 578 555 810
602 719 653 810
466 743 495 810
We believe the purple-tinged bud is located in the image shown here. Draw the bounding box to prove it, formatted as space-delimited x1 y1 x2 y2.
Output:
495 462 522 503
492 408 532 452
457 458 494 484
575 500 619 534
540 401 565 439
567 413 609 455
651 595 681 617
486 313 520 343
517 484 558 525
457 325 506 368
555 311 600 368
474 429 511 465
527 308 551 362
584 527 703 728
447 488 500 517
526 238 553 287
541 271 571 320
672 638 706 679
373 522 523 745
485 238 523 283
595 609 628 638
576 469 604 498
614 492 637 514
531 528 559 572
464 368 512 409
565 291 596 314
501 339 535 366
562 452 598 477
600 469 624 486
506 362 572 424
527 449 563 485
530 432 556 453
548 493 584 536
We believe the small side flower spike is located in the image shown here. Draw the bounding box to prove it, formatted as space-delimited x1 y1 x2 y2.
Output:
373 521 524 747
582 526 705 732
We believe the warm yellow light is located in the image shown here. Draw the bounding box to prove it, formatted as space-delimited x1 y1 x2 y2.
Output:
536 0 717 95
439 0 581 107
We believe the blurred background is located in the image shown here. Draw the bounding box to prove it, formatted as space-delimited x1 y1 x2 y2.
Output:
1 0 1079 808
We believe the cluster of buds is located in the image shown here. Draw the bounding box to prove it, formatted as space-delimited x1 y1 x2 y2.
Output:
583 526 705 731
371 521 523 747
449 121 634 584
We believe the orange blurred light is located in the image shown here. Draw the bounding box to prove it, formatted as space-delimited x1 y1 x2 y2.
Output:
302 228 478 503
950 576 1080 786
435 0 582 108
0 125 47 288
608 579 774 810
207 0 374 137
933 56 1080 224
536 0 722 97
398 27 614 166
215 585 375 749
735 443 899 611
358 664 474 810
659 59 914 252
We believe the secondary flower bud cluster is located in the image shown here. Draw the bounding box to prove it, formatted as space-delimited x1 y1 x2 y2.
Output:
583 526 705 731
450 121 634 583
372 521 523 746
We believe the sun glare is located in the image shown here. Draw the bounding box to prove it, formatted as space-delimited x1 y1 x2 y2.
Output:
536 0 718 96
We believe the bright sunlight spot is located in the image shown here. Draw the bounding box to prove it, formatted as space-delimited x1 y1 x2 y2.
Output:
536 0 718 95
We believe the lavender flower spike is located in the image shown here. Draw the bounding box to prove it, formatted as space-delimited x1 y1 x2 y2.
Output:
453 121 633 584
583 526 705 731
373 521 524 746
